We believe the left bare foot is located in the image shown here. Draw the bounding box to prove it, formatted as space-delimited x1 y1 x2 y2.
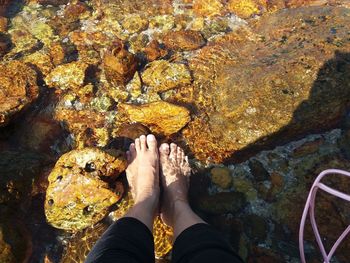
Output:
126 134 160 213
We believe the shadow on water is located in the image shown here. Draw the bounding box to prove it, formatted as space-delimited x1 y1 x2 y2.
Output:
224 51 350 164
212 51 350 261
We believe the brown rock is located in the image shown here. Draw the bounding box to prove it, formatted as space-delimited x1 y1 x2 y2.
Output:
183 6 350 163
32 0 69 5
163 30 206 51
113 123 150 140
144 40 168 62
45 148 127 232
0 61 39 127
63 1 89 22
118 101 191 136
0 16 7 32
48 42 65 66
18 117 63 153
141 60 192 93
292 138 324 157
103 40 138 86
0 33 11 56
0 0 11 16
45 61 88 91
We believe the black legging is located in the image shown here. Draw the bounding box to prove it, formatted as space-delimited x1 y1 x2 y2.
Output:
85 217 244 263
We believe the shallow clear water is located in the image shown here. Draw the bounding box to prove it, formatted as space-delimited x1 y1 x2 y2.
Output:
1 0 350 262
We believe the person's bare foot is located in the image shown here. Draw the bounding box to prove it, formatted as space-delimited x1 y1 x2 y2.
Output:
126 134 160 216
159 143 191 227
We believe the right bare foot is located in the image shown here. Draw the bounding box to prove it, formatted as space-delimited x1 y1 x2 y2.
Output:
159 143 191 227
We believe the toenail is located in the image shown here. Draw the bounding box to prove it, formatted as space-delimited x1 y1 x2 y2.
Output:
162 144 169 150
147 134 155 140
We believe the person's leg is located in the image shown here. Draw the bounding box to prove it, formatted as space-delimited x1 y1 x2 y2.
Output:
85 134 159 263
159 143 244 263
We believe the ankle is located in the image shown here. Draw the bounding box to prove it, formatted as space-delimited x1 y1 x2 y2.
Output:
172 199 190 219
134 192 159 212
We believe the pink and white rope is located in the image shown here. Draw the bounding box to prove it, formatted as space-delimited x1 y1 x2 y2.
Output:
299 169 350 263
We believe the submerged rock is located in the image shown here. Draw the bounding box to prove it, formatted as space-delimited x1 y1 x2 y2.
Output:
227 0 266 18
0 220 32 263
0 33 11 56
142 60 192 93
193 0 225 17
143 40 168 62
0 61 39 127
0 17 7 32
45 148 127 232
121 14 149 34
61 222 109 263
163 30 206 51
103 40 138 86
118 101 191 136
196 192 247 215
183 6 350 163
45 61 89 92
0 150 49 205
23 50 55 76
210 167 233 189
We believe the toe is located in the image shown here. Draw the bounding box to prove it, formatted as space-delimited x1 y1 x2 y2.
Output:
169 143 177 161
135 138 141 152
129 143 136 154
139 135 147 151
128 143 136 162
179 148 185 165
147 134 157 151
126 150 131 162
177 147 183 164
159 143 170 159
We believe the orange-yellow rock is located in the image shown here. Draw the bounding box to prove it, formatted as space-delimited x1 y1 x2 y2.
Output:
45 61 89 91
193 0 225 17
103 40 138 86
45 148 127 232
163 30 206 51
118 101 191 136
49 42 65 66
54 108 112 148
183 6 350 163
23 51 54 76
0 61 39 127
227 0 266 18
141 60 192 92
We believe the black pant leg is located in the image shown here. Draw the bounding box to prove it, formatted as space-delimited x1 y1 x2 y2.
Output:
172 223 244 263
85 217 155 263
